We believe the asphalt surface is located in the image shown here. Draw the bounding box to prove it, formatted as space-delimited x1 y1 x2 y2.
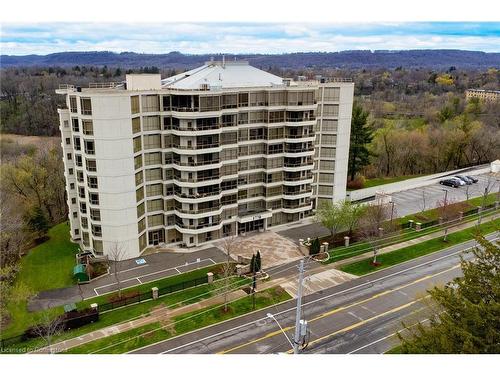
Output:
130 231 498 354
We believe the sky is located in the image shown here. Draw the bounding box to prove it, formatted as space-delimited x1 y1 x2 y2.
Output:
1 22 500 56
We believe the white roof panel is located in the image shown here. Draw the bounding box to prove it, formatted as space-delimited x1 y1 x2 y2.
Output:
162 61 284 89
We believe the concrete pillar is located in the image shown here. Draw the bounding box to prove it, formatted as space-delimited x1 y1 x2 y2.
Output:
495 201 499 209
458 211 464 220
378 227 384 236
236 265 244 276
321 242 329 253
477 206 483 214
90 303 98 310
415 222 422 231
344 236 350 247
438 217 444 225
151 287 159 300
207 272 214 284
408 220 414 229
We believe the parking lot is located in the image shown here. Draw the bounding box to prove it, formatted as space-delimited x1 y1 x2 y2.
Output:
392 173 499 217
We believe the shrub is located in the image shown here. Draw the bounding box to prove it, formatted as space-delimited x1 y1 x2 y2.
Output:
347 175 366 190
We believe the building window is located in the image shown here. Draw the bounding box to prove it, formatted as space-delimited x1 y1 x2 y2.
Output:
134 155 143 170
77 171 84 182
65 137 71 145
80 202 87 214
144 152 162 166
146 184 163 197
142 95 160 112
67 153 72 160
142 116 160 131
91 224 102 237
146 199 163 212
89 193 99 205
90 208 101 221
70 182 75 190
81 217 88 229
78 186 85 198
75 154 83 167
68 168 74 176
131 96 140 114
83 120 94 135
86 159 97 172
135 171 144 186
136 187 144 202
82 232 90 246
74 229 80 236
132 117 141 133
74 136 81 150
64 120 69 128
93 240 103 255
323 87 340 101
84 140 95 155
88 176 98 189
143 135 161 149
148 214 164 227
72 211 78 218
133 137 142 153
145 168 162 181
80 98 92 115
137 202 145 218
69 96 78 113
72 118 80 132
138 218 146 233
71 197 76 204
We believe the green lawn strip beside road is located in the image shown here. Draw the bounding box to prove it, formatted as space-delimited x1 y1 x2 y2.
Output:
3 276 250 353
77 264 222 309
340 218 499 276
65 286 291 354
324 204 498 266
363 175 424 189
1 222 79 338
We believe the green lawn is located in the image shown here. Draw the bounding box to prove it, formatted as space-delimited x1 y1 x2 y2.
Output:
364 175 424 189
1 222 79 338
65 286 291 354
340 218 499 276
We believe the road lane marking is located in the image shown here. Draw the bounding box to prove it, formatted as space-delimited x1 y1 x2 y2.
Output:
286 295 432 353
217 264 459 354
348 318 430 354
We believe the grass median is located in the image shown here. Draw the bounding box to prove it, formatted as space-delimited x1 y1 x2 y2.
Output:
340 217 499 276
65 286 291 354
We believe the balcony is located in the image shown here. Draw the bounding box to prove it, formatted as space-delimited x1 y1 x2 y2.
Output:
173 158 220 167
174 174 221 183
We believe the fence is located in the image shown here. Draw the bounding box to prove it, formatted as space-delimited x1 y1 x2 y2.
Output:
0 309 99 350
97 275 209 313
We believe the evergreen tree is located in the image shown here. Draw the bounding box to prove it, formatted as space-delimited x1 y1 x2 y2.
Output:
255 251 262 272
249 254 256 273
24 206 49 238
348 103 373 181
398 236 500 353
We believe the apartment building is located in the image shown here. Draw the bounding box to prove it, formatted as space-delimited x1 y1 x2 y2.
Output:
56 61 354 260
465 89 500 102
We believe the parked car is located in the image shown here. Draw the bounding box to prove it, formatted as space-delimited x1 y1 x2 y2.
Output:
440 179 460 188
454 175 473 185
450 177 466 186
466 175 479 183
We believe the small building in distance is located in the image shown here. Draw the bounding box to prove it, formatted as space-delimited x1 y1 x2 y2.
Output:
465 89 500 102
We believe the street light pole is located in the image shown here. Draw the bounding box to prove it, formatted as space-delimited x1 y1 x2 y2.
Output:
293 259 305 354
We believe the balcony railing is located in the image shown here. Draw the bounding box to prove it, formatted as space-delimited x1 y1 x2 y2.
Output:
176 206 221 214
174 174 220 183
173 159 220 167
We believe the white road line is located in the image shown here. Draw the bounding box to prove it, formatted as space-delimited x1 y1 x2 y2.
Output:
360 305 377 314
208 258 216 265
149 238 490 354
348 318 430 354
347 311 363 322
93 288 99 296
174 268 181 274
136 278 143 284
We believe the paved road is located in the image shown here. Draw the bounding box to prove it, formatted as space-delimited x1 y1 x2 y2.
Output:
130 232 498 354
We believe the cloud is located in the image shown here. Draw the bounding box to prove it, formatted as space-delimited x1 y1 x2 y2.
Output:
1 22 499 55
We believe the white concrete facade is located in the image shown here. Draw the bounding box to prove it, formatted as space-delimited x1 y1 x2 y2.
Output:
56 61 354 260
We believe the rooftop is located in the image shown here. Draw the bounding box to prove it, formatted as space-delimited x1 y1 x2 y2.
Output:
161 60 284 90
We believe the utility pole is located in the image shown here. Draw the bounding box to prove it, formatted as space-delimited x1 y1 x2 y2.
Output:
442 189 449 241
293 259 305 354
251 269 257 310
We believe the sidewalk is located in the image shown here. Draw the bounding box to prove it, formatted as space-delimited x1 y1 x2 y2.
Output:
36 213 497 353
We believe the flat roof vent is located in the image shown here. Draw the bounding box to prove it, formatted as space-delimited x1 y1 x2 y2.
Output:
199 83 210 91
283 78 292 86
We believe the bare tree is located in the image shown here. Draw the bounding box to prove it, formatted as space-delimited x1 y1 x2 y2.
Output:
436 196 462 241
220 236 237 313
31 311 64 354
358 198 398 265
108 243 125 298
418 187 428 214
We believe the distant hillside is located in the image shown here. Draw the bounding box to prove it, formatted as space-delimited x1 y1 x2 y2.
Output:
2 50 500 70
